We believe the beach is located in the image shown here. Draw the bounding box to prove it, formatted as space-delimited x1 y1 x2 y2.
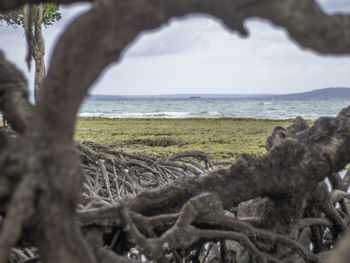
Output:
75 117 302 162
73 96 349 162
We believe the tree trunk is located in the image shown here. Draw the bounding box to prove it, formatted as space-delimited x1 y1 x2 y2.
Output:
22 4 33 71
32 3 45 102
22 3 45 102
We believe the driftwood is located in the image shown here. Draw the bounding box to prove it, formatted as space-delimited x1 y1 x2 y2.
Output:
1 0 350 263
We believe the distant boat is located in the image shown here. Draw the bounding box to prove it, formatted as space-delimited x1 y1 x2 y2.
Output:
190 96 201 99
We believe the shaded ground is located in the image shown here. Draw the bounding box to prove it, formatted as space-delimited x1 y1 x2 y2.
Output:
75 118 304 162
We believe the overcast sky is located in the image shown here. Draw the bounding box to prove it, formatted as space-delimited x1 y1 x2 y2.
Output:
1 0 350 95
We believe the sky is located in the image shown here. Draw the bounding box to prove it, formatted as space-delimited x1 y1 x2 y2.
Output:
0 0 350 95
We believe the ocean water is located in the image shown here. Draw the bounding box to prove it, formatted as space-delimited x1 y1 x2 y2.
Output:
79 96 350 120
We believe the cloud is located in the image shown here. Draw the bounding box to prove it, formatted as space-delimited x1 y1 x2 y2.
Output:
1 1 350 96
0 25 30 75
316 0 350 13
96 14 350 95
124 15 221 57
125 0 350 59
122 16 308 65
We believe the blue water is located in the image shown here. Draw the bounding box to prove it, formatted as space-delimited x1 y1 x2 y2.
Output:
78 96 350 120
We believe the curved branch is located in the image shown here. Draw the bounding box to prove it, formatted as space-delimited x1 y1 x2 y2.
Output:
236 0 350 54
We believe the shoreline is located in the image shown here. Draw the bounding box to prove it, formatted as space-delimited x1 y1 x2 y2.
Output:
77 116 304 120
75 117 306 162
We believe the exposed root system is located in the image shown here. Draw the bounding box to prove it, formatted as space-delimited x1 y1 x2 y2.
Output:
77 141 214 208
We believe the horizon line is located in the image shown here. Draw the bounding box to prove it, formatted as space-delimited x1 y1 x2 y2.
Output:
86 87 350 97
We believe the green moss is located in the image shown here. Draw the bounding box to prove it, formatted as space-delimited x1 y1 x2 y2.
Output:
75 118 302 162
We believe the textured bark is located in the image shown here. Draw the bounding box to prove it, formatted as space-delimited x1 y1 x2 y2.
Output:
1 0 350 263
23 4 46 101
32 4 45 101
23 4 33 71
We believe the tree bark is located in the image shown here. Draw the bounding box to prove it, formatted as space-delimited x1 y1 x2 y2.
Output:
23 3 46 102
32 4 45 102
22 4 33 71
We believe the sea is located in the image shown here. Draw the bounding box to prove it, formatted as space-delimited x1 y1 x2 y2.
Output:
78 95 350 120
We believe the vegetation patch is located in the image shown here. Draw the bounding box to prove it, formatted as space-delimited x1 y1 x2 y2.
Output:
74 118 305 162
126 135 182 147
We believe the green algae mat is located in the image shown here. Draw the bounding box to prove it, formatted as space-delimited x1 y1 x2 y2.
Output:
75 118 299 162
